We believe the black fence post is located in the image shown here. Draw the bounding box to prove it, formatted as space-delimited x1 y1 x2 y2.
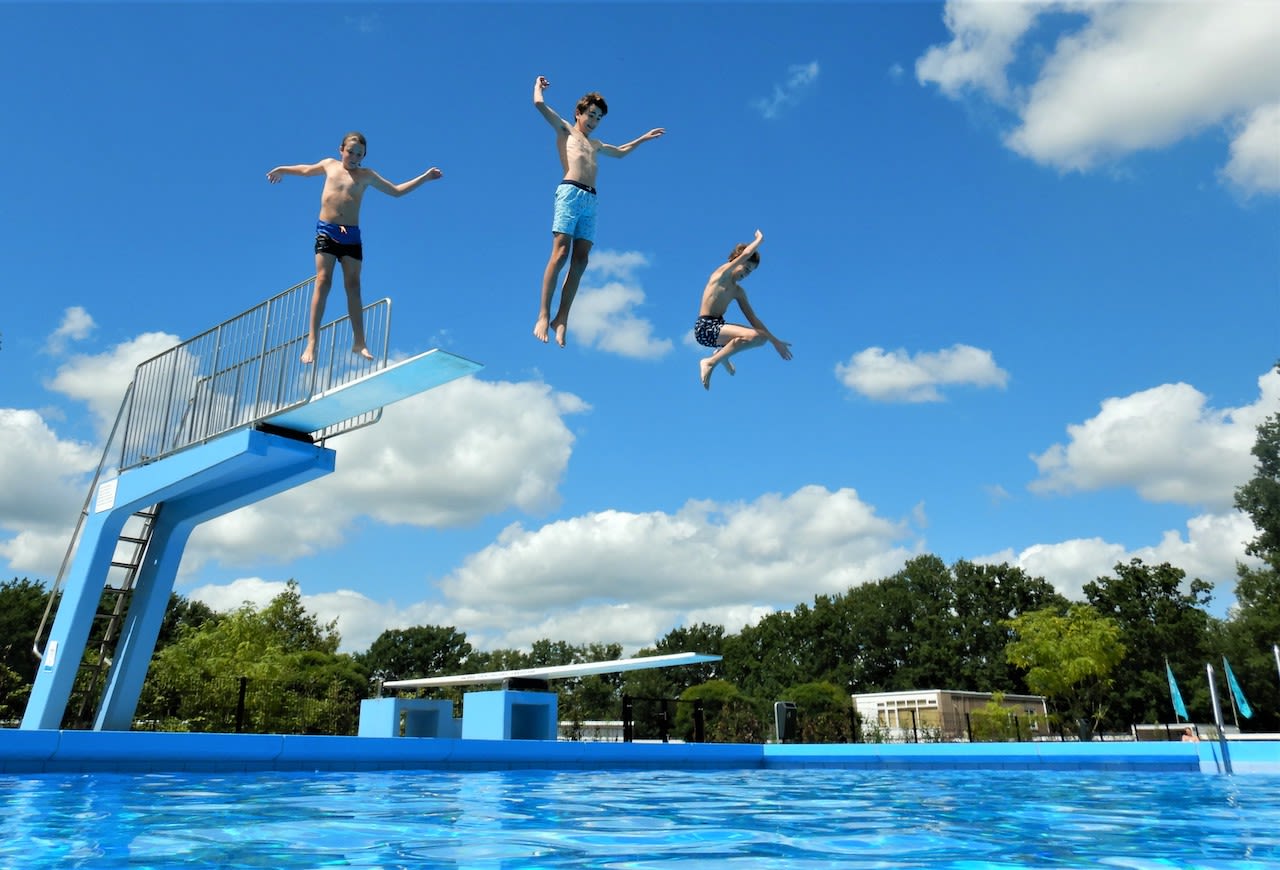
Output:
909 708 918 743
850 707 860 743
234 676 248 734
659 700 671 743
693 699 705 743
965 711 974 743
622 694 633 743
1013 714 1023 742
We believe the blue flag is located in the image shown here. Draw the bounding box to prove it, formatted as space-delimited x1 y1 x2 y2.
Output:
1166 661 1189 720
1223 657 1253 719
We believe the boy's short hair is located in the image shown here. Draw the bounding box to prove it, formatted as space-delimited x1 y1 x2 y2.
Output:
340 131 368 151
576 92 608 118
728 243 761 265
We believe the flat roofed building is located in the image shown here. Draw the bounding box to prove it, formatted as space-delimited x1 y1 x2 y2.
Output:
853 689 1049 741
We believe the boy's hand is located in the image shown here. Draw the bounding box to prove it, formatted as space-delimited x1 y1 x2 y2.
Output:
266 169 284 183
754 229 763 243
642 128 665 141
773 338 792 361
536 75 550 90
426 167 443 181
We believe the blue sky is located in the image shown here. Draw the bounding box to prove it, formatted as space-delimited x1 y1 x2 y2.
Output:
2 1 1277 655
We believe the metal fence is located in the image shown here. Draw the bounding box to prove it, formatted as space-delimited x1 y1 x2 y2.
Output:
116 278 390 471
133 673 366 736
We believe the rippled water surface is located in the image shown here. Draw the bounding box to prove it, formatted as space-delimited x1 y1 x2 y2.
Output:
3 767 1279 868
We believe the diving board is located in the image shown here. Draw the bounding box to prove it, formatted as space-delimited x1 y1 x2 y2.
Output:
266 349 482 434
382 652 722 690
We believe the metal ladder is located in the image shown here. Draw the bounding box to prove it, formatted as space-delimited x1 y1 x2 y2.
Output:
65 504 162 728
29 383 163 728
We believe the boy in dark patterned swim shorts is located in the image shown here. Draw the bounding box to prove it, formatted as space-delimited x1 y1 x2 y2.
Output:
267 132 443 364
694 229 792 390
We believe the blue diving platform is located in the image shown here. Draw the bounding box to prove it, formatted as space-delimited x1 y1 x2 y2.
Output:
23 280 481 732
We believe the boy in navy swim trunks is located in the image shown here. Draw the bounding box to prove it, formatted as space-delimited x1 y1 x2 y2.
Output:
267 132 442 363
695 229 792 390
532 75 665 347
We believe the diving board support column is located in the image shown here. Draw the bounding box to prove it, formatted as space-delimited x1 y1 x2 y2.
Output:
22 429 336 731
461 688 559 740
94 434 340 731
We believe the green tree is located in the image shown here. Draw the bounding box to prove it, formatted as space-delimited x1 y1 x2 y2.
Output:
1224 382 1280 730
950 560 1069 691
1083 559 1212 728
557 641 626 727
155 593 219 649
677 679 764 743
621 624 726 741
357 625 472 683
1005 604 1125 737
0 578 54 688
722 608 800 700
720 556 1064 700
968 692 1019 742
0 662 31 722
782 680 853 743
1235 372 1280 569
138 581 367 734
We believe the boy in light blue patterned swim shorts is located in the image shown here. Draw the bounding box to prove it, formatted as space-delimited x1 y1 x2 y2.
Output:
531 74 665 347
552 179 597 242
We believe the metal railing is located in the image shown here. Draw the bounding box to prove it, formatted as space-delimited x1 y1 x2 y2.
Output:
118 277 390 470
33 280 392 663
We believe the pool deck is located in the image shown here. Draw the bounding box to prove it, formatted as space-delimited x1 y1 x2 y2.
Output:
2 729 1276 775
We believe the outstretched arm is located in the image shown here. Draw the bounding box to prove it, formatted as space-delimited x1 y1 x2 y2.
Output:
533 75 571 133
266 161 326 183
599 127 665 158
737 288 792 361
366 166 444 198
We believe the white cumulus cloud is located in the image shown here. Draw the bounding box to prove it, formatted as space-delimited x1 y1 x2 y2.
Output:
1030 368 1280 509
753 61 820 120
1221 102 1280 195
975 509 1262 602
568 250 672 359
184 376 588 572
917 1 1280 195
44 307 96 354
835 344 1009 402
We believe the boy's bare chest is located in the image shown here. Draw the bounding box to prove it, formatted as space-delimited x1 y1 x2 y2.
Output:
326 170 366 200
564 134 597 164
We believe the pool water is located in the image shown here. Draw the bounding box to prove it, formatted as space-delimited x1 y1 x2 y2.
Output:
3 767 1279 868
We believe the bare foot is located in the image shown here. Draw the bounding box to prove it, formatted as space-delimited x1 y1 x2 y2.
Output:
725 361 736 376
353 345 375 361
700 358 715 390
552 319 567 348
300 344 316 365
533 316 550 343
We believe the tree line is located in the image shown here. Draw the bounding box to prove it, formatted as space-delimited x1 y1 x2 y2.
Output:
2 372 1276 740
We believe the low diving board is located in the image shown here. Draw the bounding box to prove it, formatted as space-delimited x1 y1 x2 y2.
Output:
266 349 482 435
382 652 722 690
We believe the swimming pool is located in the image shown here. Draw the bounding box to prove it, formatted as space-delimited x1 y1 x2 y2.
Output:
3 767 1279 868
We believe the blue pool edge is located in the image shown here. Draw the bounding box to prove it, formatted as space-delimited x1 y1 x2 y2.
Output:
2 729 1277 775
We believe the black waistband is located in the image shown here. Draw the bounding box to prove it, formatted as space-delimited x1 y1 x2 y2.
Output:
560 179 597 195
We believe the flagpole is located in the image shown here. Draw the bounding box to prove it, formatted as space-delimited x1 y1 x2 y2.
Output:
1206 663 1233 775
1226 662 1241 730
